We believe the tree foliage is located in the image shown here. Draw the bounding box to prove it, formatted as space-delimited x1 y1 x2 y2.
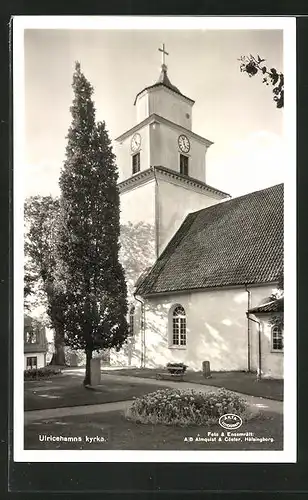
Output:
57 61 128 384
119 221 156 299
24 196 57 309
269 269 284 330
24 196 67 365
239 54 284 108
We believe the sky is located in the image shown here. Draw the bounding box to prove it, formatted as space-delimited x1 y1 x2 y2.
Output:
24 26 284 198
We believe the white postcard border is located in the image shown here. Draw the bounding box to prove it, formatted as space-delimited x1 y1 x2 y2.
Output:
13 15 297 463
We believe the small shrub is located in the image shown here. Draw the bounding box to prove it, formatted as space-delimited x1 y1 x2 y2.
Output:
126 387 252 426
24 367 62 380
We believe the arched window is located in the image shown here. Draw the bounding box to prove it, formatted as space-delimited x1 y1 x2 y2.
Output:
129 305 135 337
271 325 283 351
172 305 186 346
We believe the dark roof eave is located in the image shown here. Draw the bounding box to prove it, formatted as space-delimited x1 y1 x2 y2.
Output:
136 280 280 298
248 298 284 314
134 83 195 106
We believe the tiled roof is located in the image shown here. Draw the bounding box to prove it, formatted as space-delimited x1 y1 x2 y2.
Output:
249 297 284 314
136 184 284 296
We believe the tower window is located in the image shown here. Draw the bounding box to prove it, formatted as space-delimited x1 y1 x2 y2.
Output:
180 154 189 176
132 153 140 174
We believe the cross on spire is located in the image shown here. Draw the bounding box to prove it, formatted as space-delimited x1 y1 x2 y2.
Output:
158 43 169 66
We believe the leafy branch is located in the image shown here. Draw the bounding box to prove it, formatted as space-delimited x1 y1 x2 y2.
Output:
238 54 284 109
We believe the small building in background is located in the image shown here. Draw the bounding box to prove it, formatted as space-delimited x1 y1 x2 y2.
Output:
24 315 48 370
248 297 284 379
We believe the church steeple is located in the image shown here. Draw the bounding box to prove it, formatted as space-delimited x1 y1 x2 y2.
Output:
134 43 194 109
115 44 226 263
156 63 182 95
156 43 182 95
133 43 194 130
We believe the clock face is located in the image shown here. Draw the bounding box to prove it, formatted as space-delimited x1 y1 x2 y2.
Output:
178 134 190 153
131 133 141 152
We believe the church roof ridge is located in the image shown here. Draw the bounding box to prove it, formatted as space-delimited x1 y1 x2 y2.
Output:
189 183 284 216
136 183 284 296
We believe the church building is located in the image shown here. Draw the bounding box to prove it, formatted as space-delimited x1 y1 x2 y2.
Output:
110 45 284 379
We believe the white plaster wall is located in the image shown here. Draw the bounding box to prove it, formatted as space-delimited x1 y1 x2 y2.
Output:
149 122 207 182
147 87 193 129
250 313 284 379
114 124 150 183
24 352 45 370
116 181 157 368
119 180 157 295
110 303 143 367
157 176 223 255
120 180 155 226
143 285 275 372
136 93 149 123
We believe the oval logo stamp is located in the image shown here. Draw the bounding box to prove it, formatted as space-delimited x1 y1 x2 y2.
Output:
219 413 243 430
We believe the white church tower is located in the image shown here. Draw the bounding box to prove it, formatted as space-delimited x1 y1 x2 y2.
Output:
115 44 228 262
111 44 229 366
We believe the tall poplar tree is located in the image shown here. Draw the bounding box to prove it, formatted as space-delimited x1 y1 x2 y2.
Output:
58 62 128 385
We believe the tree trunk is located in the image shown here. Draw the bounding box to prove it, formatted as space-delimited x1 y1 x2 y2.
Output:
49 326 66 366
83 346 92 386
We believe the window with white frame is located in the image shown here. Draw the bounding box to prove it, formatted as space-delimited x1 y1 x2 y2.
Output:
129 305 135 336
25 329 37 343
172 305 186 346
271 325 283 351
26 356 37 369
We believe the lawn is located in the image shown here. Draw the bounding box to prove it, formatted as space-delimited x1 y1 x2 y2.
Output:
24 371 173 411
102 368 283 401
24 409 283 451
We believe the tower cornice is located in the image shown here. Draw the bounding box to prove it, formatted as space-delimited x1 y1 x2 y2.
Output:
118 168 154 193
118 165 230 199
115 113 213 148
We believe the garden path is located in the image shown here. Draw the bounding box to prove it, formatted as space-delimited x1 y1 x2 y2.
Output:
25 372 283 423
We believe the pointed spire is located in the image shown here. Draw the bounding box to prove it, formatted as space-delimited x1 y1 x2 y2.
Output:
156 63 181 94
156 43 181 93
133 43 195 105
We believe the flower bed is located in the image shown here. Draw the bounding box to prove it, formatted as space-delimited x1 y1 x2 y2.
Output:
126 387 252 426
